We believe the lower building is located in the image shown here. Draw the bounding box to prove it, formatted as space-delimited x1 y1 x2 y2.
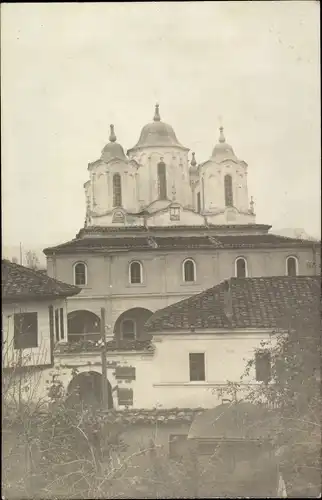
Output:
53 275 320 410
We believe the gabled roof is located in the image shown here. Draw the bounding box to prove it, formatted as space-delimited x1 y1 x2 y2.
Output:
43 232 319 255
145 276 321 332
2 260 81 302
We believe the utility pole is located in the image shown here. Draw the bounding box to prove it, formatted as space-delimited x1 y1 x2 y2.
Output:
19 242 23 265
100 308 108 408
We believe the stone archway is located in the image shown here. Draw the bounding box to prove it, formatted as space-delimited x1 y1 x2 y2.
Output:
113 307 154 341
66 371 113 409
67 310 101 343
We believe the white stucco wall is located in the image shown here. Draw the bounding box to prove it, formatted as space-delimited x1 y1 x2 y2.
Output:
2 298 68 369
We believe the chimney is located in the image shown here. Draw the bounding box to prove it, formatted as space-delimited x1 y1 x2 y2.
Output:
223 280 233 320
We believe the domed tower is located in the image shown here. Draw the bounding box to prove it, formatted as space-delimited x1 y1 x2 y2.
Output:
197 126 255 224
127 104 192 210
85 125 138 225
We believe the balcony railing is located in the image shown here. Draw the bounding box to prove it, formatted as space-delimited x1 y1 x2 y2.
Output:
54 338 155 354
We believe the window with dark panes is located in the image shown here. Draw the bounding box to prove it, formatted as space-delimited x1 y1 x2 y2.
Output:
189 353 205 381
113 173 122 207
130 261 142 284
74 262 86 286
48 306 54 346
59 308 65 339
224 174 233 207
286 256 298 276
157 161 167 200
55 309 59 342
184 259 196 282
255 350 271 383
197 192 201 213
121 319 136 340
14 312 38 349
236 257 247 278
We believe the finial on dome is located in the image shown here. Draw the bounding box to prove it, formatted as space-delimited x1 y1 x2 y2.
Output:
109 124 117 142
219 126 226 143
191 152 197 167
154 103 161 122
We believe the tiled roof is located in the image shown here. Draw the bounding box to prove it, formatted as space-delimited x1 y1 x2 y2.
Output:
145 276 321 332
2 260 81 301
43 232 318 255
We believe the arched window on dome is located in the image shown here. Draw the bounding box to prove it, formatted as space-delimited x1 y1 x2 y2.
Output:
224 174 233 207
286 256 298 276
183 259 196 283
157 161 167 200
129 261 143 284
73 262 87 286
235 257 247 278
113 173 122 207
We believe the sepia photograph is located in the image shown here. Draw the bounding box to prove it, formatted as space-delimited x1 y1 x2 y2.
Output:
1 1 321 498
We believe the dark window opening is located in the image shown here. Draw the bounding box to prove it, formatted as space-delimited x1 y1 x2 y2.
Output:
55 309 59 342
255 351 271 383
74 263 86 286
14 312 38 350
197 192 201 213
287 257 297 276
157 162 167 200
184 260 196 282
189 353 205 381
49 306 54 348
224 174 233 207
130 261 142 284
113 173 122 207
59 308 65 340
121 319 136 340
236 258 247 278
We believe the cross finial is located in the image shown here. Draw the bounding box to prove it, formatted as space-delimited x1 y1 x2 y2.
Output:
219 126 226 143
154 103 161 122
109 124 117 142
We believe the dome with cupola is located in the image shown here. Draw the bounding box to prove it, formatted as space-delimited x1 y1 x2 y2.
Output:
127 104 189 153
212 126 236 159
101 125 127 162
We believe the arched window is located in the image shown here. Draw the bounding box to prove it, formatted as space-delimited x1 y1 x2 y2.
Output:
235 257 247 278
286 256 298 276
224 174 233 207
74 262 87 286
113 173 122 207
183 259 196 283
121 319 136 340
197 192 201 213
129 261 143 284
157 161 167 200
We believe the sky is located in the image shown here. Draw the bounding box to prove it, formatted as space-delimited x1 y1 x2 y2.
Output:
1 1 321 256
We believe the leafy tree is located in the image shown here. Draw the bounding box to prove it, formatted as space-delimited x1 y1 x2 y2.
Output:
219 297 321 497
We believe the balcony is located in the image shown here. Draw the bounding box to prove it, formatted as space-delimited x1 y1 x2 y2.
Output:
54 338 155 355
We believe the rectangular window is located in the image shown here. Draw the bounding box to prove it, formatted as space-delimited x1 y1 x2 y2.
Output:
189 353 205 381
255 350 271 383
14 312 38 349
197 192 201 213
55 309 59 342
59 308 65 340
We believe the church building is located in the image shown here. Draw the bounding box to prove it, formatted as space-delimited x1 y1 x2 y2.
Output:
44 104 319 346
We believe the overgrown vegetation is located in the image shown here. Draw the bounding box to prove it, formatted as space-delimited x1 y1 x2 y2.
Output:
218 302 321 497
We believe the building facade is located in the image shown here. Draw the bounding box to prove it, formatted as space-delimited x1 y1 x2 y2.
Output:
44 104 320 347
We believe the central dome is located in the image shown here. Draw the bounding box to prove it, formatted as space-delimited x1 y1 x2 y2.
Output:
127 104 189 153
